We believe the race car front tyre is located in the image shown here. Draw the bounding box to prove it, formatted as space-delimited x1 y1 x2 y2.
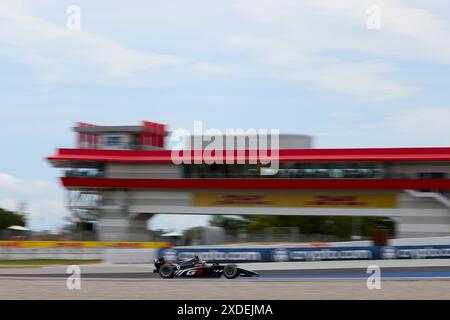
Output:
223 264 239 279
159 264 175 278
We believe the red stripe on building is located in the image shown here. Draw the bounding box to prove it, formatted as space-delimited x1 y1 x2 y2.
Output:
60 177 450 190
48 147 450 164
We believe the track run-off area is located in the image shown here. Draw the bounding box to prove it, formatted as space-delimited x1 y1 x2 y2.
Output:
0 260 449 299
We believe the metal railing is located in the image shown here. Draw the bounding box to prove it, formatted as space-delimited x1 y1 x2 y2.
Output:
77 144 163 151
184 172 443 180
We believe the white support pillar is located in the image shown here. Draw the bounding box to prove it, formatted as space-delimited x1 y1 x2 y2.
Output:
98 209 153 242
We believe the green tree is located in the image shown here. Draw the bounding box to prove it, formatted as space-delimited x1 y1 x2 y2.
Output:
0 208 26 230
209 214 395 241
209 215 249 236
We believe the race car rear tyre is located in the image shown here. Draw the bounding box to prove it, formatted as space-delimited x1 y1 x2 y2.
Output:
159 264 175 278
223 264 239 279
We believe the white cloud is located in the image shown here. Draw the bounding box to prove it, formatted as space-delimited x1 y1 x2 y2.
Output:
302 61 416 100
0 172 51 194
2 0 448 98
303 0 450 64
0 198 19 213
0 0 184 81
386 107 450 138
317 106 450 148
0 172 67 231
0 173 24 194
233 0 450 62
229 0 450 100
191 63 233 75
0 172 211 232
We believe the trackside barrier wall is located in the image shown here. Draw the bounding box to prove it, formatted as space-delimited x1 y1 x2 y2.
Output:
0 241 169 261
0 248 104 260
0 241 170 248
2 242 450 263
159 245 450 263
104 249 159 264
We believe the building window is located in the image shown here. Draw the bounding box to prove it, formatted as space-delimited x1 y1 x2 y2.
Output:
182 162 386 179
418 172 447 179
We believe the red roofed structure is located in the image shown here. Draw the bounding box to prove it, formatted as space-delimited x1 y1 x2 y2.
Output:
47 121 450 241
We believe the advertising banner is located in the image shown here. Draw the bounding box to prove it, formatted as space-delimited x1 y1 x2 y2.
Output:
159 245 450 263
192 193 397 208
0 241 170 249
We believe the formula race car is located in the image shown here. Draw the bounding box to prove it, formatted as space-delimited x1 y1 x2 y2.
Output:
153 256 259 279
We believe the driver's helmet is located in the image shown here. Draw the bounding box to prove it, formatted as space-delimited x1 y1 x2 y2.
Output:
193 256 207 265
192 255 206 265
154 257 165 268
155 257 165 264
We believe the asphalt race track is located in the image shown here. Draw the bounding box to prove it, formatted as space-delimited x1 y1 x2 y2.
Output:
0 261 449 299
1 266 450 279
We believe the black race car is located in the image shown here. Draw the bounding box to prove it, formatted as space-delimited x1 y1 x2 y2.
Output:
153 256 259 279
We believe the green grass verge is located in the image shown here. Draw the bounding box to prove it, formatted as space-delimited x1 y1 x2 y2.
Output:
0 259 102 267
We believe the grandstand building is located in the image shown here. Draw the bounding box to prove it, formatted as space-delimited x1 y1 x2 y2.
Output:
47 121 450 241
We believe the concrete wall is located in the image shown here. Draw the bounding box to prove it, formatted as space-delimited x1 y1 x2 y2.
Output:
103 249 158 264
118 190 450 239
94 189 450 240
0 248 104 260
0 248 160 263
185 134 313 150
387 162 450 177
97 209 153 242
105 163 182 179
100 189 448 209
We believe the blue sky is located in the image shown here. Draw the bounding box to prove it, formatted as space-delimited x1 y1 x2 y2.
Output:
0 0 449 231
